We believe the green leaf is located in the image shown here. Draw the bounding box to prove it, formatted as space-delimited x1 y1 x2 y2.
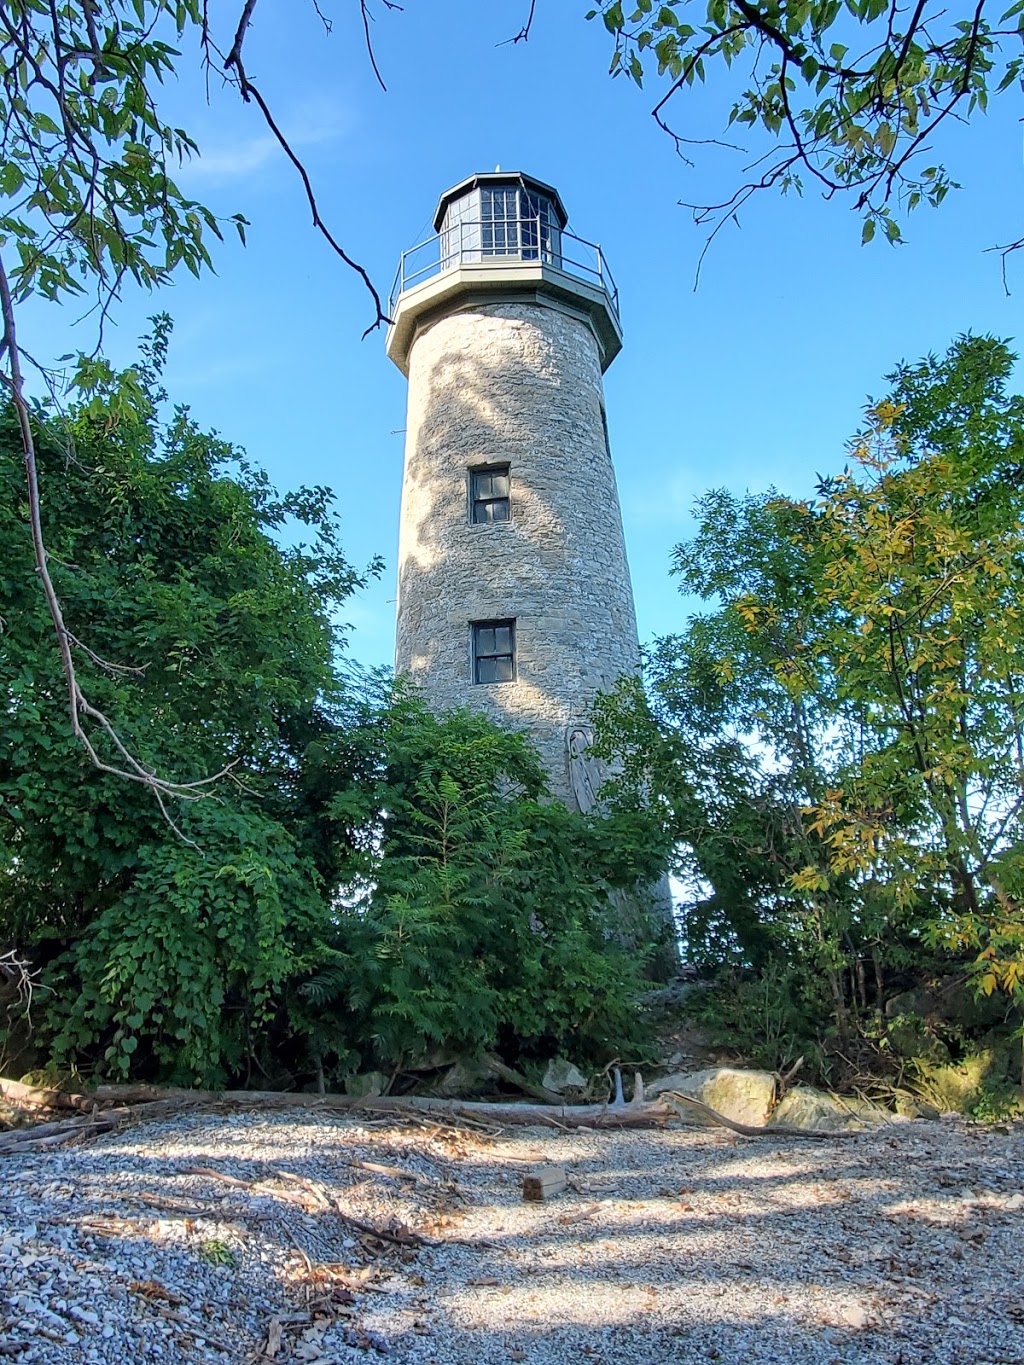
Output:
604 1 625 31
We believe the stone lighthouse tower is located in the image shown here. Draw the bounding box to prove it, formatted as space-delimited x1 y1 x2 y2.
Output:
386 172 640 807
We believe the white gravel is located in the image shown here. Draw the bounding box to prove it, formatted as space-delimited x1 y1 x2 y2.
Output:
2 1108 1023 1363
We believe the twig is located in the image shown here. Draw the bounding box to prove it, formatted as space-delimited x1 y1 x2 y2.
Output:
500 0 537 45
145 1303 235 1354
282 1223 316 1275
0 952 47 1032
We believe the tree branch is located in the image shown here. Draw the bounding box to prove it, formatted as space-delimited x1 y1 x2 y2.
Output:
224 51 389 334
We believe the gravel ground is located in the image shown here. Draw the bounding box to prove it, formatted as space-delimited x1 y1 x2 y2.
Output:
2 1108 1023 1364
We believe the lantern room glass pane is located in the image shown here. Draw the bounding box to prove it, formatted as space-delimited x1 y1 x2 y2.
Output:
440 188 481 267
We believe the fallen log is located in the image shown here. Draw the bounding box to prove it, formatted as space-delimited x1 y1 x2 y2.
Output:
0 1109 129 1154
93 1087 676 1129
0 1100 186 1154
0 1076 96 1113
1 1076 673 1133
0 1076 857 1151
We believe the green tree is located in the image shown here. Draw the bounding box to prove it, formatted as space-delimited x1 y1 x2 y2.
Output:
0 325 377 1083
597 335 1024 1044
0 0 385 788
592 0 1023 251
298 694 674 1077
803 336 1024 1005
592 491 874 1033
1 345 670 1084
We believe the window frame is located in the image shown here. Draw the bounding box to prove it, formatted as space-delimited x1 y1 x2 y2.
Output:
469 463 511 525
472 619 516 685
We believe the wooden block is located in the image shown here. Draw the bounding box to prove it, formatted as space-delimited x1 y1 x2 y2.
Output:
522 1165 568 1201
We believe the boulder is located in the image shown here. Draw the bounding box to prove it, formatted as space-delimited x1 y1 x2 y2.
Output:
344 1071 389 1098
769 1086 891 1132
650 1067 776 1127
436 1057 496 1097
542 1058 588 1094
892 1090 941 1120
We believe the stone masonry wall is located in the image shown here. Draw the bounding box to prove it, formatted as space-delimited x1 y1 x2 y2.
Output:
394 301 641 804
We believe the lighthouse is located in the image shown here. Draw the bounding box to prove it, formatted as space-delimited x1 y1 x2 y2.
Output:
386 172 641 808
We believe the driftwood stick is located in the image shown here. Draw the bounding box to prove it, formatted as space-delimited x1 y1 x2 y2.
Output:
0 1101 182 1154
663 1091 857 1139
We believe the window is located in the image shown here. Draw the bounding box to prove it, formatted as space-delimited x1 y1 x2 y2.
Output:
473 620 515 684
480 186 557 263
519 191 554 262
471 465 510 523
481 186 519 257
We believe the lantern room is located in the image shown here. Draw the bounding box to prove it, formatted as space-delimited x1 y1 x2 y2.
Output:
386 170 621 376
434 172 567 268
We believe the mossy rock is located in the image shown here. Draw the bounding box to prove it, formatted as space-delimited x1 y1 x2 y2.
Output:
910 1048 1009 1113
651 1067 777 1126
769 1086 893 1132
344 1070 390 1098
892 1089 941 1120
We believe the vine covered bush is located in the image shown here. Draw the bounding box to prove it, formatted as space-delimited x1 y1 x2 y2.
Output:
0 329 671 1087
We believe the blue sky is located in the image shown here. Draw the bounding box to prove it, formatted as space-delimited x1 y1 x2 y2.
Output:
18 1 1024 669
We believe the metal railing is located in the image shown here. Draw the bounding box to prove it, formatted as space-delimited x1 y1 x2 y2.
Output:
388 217 619 319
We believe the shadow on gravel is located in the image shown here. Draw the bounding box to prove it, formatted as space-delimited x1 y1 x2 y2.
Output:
1 1113 1022 1365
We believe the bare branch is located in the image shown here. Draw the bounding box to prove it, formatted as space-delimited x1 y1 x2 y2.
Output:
359 0 388 90
226 0 261 70
0 950 47 1034
66 632 148 677
224 57 389 334
987 235 1023 295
